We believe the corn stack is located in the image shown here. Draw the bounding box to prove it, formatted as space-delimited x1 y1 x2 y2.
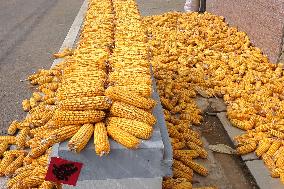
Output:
105 0 156 149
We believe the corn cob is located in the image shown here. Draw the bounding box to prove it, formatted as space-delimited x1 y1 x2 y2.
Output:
44 97 56 105
173 168 192 181
173 160 193 181
7 170 33 188
0 136 16 144
255 139 271 157
107 117 153 139
172 141 186 150
57 87 105 100
29 140 53 159
0 154 14 176
94 122 110 156
262 154 276 170
280 173 284 184
68 124 94 153
38 82 59 91
266 141 282 157
172 181 192 189
167 126 183 139
109 76 152 86
4 150 26 157
276 152 284 167
33 92 42 102
183 132 203 146
186 141 208 159
14 163 37 175
110 85 151 97
271 168 284 178
107 123 140 149
182 128 200 139
110 101 156 126
22 99 31 112
4 154 25 177
8 120 20 135
160 97 174 110
39 181 54 189
53 110 105 125
181 158 209 176
16 128 30 149
270 129 284 139
30 97 38 108
58 96 111 111
47 125 81 143
173 150 199 159
236 141 257 155
0 142 9 157
22 175 45 188
105 87 155 110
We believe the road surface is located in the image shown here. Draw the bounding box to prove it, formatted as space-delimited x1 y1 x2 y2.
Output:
0 0 84 132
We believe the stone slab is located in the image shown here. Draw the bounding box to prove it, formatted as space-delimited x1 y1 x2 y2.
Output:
63 177 162 189
245 160 283 189
208 98 227 112
216 112 257 161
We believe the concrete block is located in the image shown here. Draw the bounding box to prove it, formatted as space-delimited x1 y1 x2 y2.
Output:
63 177 162 189
245 160 283 189
216 112 258 161
194 96 210 113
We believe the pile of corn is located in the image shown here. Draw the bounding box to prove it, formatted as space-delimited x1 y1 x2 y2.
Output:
105 0 156 149
144 11 284 185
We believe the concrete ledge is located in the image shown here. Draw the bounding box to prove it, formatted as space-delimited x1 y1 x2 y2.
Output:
217 112 283 189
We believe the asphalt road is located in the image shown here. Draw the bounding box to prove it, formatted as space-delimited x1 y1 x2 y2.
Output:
0 0 84 132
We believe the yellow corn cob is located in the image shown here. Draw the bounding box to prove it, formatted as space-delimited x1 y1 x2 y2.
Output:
160 97 174 111
173 160 193 181
182 159 209 176
276 152 284 167
22 175 45 188
29 140 54 159
280 173 284 184
68 124 94 153
105 87 155 110
16 128 30 149
44 97 56 105
107 123 140 149
33 92 42 102
47 125 81 143
4 150 26 157
0 136 16 144
173 150 199 159
0 154 14 176
22 99 31 112
110 85 152 97
172 181 192 189
14 163 37 175
255 139 271 157
107 117 153 139
94 122 110 156
28 72 40 81
38 82 59 91
167 126 183 139
186 141 208 159
266 141 281 157
262 154 275 170
271 168 284 178
109 75 151 86
183 132 203 146
110 101 156 126
53 110 105 125
182 128 200 139
30 97 38 108
172 141 186 150
8 120 20 135
4 154 25 177
39 181 54 189
236 141 257 155
32 76 54 85
7 170 33 188
56 87 105 100
270 129 284 139
0 142 9 157
58 96 111 111
173 168 192 181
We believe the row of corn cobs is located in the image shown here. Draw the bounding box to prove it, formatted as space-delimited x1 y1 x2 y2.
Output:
144 11 284 185
0 0 157 188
